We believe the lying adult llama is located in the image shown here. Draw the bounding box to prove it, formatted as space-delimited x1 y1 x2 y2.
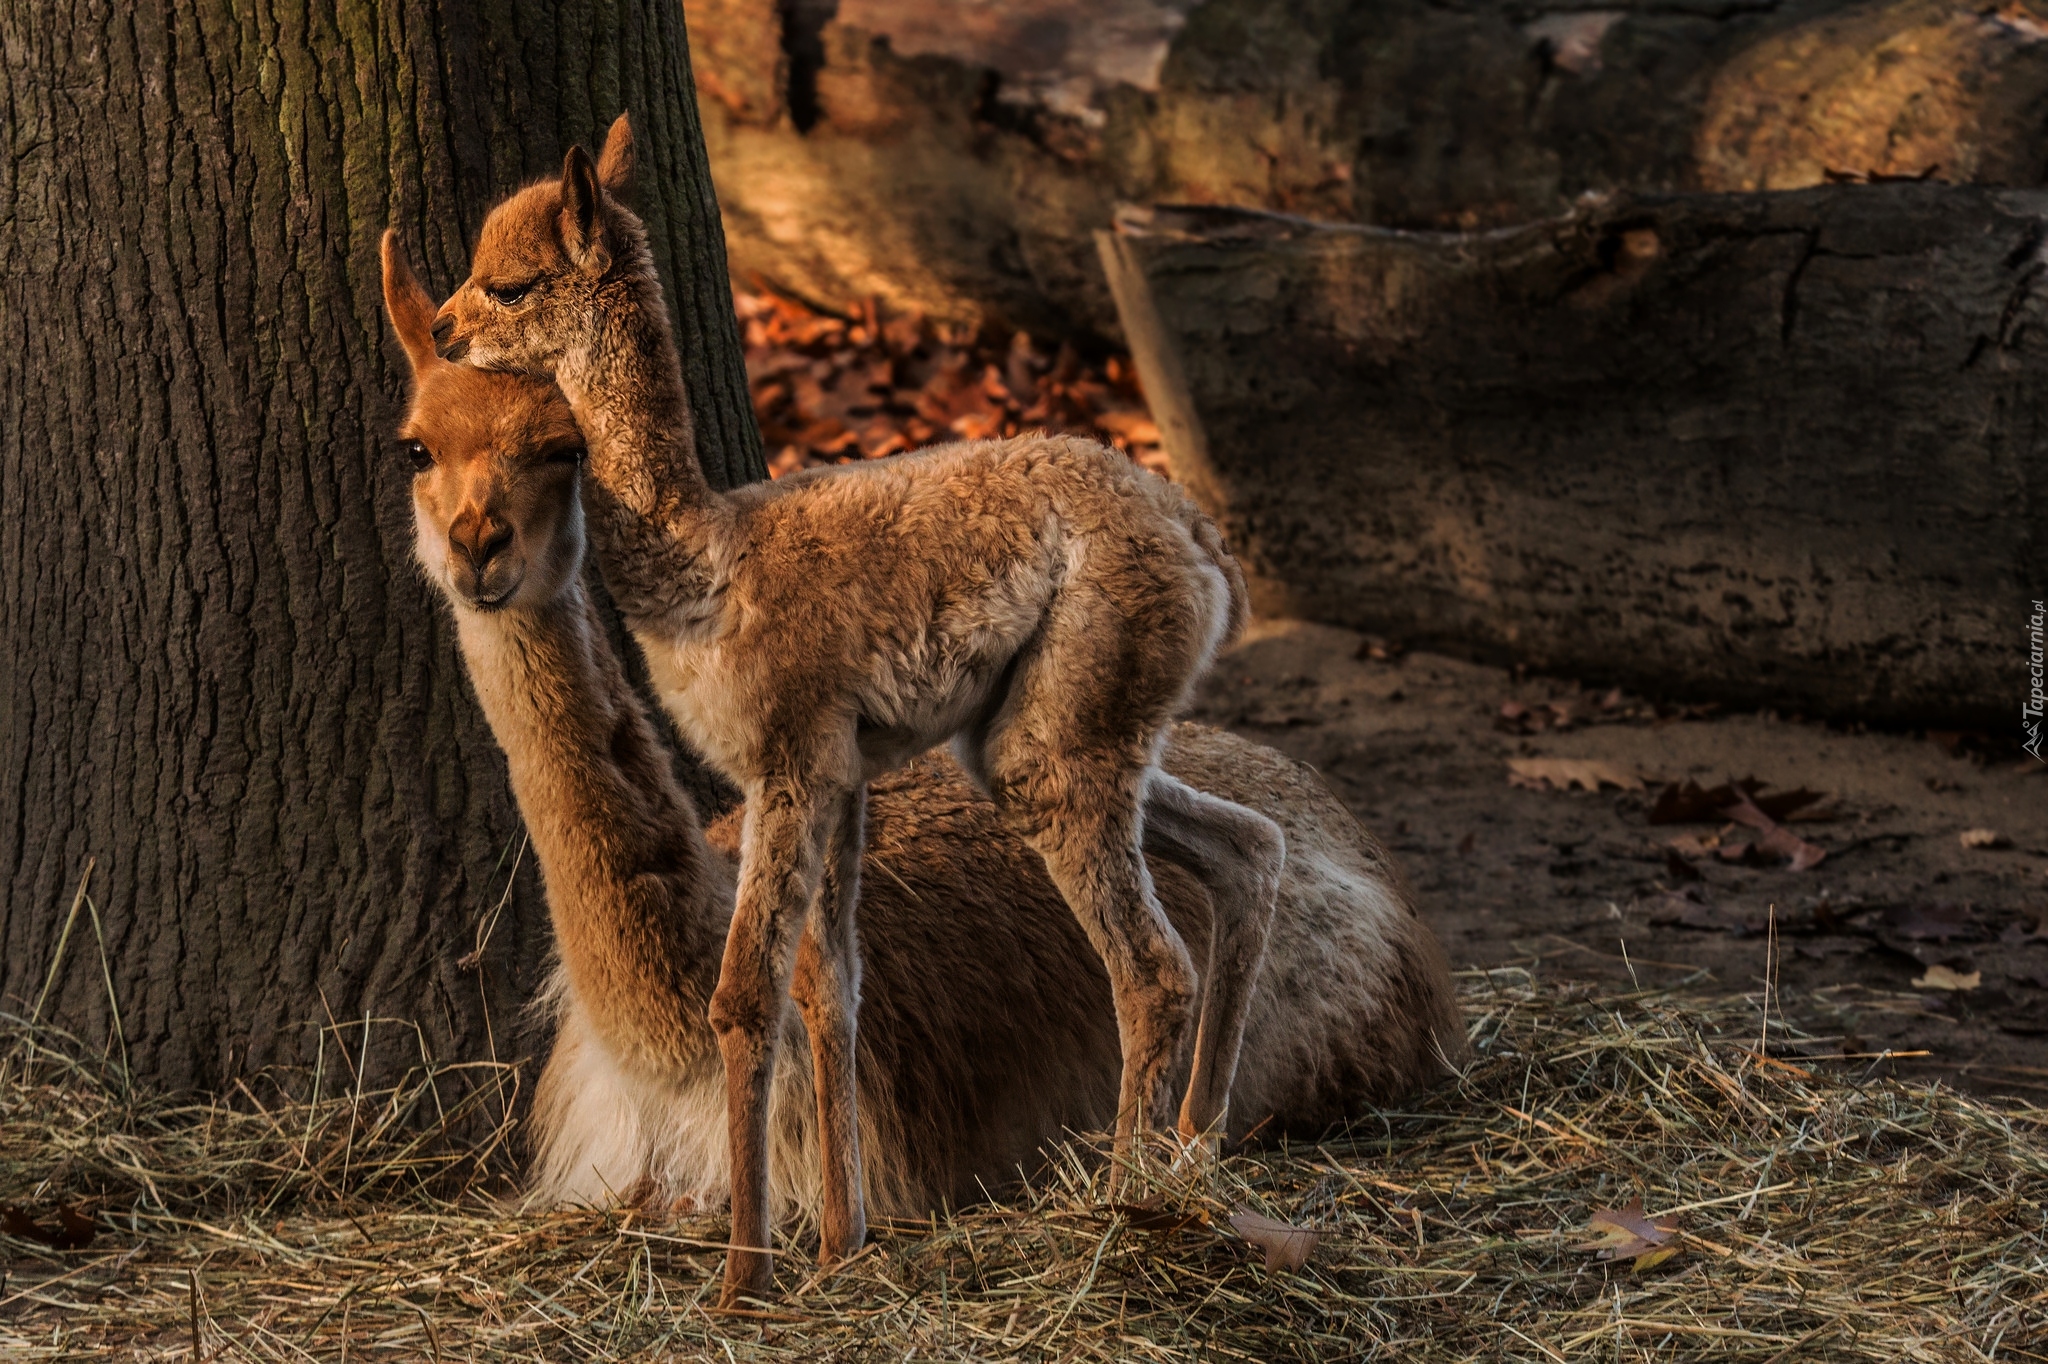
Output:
385 232 1464 1274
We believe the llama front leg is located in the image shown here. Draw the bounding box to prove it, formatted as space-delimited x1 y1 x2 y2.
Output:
790 782 868 1268
1142 772 1285 1148
708 782 831 1305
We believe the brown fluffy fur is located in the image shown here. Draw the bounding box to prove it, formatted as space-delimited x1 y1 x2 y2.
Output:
431 116 1294 1300
385 232 1466 1271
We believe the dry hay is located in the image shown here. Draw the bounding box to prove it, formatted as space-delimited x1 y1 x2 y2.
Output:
3 972 2043 1361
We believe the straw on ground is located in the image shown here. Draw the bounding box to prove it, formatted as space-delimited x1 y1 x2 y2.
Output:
2 971 2042 1361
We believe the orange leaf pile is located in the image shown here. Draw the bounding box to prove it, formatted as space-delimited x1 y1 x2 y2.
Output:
736 286 1166 479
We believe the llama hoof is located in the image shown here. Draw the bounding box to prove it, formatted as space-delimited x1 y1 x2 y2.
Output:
718 1252 775 1308
1169 1126 1223 1175
1104 1141 1148 1198
1175 1105 1227 1151
716 1279 767 1311
817 1219 868 1268
815 1242 863 1271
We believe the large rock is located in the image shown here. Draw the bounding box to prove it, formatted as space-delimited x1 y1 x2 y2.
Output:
1098 188 2047 723
688 0 2048 338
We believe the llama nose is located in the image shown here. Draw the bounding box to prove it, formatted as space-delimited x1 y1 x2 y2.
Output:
431 314 453 344
452 517 513 571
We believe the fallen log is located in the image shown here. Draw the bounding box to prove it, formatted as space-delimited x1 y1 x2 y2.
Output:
687 0 2048 339
1100 187 2047 724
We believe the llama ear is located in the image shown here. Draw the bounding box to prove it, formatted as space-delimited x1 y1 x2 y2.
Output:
597 113 634 195
560 145 611 275
380 228 444 378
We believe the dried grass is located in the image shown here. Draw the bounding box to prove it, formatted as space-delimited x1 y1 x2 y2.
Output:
4 972 2043 1361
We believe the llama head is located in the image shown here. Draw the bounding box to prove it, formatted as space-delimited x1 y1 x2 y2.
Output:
384 228 589 614
431 113 639 373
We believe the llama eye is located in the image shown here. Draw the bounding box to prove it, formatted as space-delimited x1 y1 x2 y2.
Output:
405 441 433 473
545 446 586 466
487 282 532 306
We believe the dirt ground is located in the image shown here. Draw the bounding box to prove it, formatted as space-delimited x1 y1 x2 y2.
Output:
1191 618 2048 1103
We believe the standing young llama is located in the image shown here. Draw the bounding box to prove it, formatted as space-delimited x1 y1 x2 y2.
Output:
430 117 1290 1298
389 232 1464 1290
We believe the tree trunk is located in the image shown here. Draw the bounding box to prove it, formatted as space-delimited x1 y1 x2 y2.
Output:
1100 190 2047 725
0 0 764 1097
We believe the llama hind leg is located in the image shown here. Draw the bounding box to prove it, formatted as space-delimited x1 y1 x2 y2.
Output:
708 778 836 1304
983 743 1198 1163
964 547 1218 1173
790 782 868 1268
1142 772 1285 1148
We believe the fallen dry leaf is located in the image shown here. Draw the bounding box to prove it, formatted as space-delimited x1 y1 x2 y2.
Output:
1570 1197 1682 1271
1912 963 1982 991
1959 828 2011 850
1507 758 1643 793
1 1203 96 1250
1883 903 1984 944
1721 787 1826 871
1649 899 1735 933
1497 699 1581 734
1999 914 2048 945
1644 888 1767 935
1108 1200 1207 1234
1228 1208 1321 1273
1649 778 1831 826
1649 778 1746 824
1093 410 1160 445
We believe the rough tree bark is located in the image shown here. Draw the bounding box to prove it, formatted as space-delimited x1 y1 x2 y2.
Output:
0 0 765 1096
1101 189 2048 725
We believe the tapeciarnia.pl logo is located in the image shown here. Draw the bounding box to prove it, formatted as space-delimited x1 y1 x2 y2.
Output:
2028 598 2046 762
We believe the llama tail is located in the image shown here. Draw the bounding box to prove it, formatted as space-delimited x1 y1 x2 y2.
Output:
1190 504 1251 651
1139 466 1249 651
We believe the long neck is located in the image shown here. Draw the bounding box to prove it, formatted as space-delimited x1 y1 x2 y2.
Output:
554 269 734 635
452 575 731 1072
